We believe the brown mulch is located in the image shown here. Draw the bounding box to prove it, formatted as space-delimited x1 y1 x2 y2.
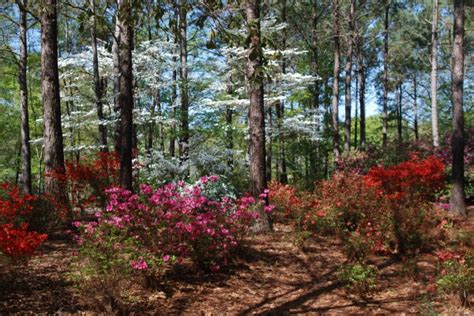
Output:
1 212 473 314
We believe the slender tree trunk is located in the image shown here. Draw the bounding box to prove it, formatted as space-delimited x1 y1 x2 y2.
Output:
308 0 319 179
397 83 402 144
90 0 107 152
178 0 189 165
450 0 466 217
157 91 165 153
169 5 178 158
382 2 390 149
276 100 287 183
431 0 440 147
18 0 32 195
246 0 271 231
277 0 288 184
331 0 341 159
41 0 66 196
344 0 355 152
354 70 358 149
266 105 272 181
146 96 156 155
413 74 419 141
225 105 234 170
117 0 134 191
356 12 366 150
112 18 121 153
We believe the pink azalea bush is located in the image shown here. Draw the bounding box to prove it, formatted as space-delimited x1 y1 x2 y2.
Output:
73 176 264 277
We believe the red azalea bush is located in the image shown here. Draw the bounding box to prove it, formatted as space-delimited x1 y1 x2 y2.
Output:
49 152 121 215
364 155 445 254
0 183 47 261
306 172 392 261
280 154 446 261
268 181 312 224
73 175 262 277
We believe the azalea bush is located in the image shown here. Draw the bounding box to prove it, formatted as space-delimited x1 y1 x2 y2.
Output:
268 181 309 223
0 183 47 261
338 263 378 295
71 176 264 307
306 172 392 261
276 154 446 262
48 152 121 215
435 248 474 307
365 155 445 254
73 176 263 278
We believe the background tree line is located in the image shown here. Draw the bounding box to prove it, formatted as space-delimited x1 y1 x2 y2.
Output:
0 0 472 221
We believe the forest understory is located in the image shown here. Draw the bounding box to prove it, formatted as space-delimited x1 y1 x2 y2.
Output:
1 209 473 315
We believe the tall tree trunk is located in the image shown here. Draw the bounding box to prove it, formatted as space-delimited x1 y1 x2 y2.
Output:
276 100 287 183
266 105 272 181
413 74 418 141
344 0 355 152
356 9 366 150
112 18 121 153
169 11 178 158
246 0 271 231
146 96 156 155
158 91 165 153
41 0 66 196
117 0 134 191
382 2 390 149
331 0 341 159
18 0 32 195
90 0 107 152
431 0 440 147
309 0 319 179
225 106 234 170
397 83 402 144
277 0 288 184
354 69 358 149
178 0 189 165
450 0 466 217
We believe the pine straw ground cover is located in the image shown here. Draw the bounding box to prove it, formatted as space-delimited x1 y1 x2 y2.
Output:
0 211 473 314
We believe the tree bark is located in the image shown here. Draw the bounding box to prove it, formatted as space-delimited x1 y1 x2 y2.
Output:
226 106 234 170
246 0 271 231
413 74 418 141
431 0 440 147
266 105 272 182
450 0 466 217
276 100 287 183
112 17 121 153
382 2 390 149
90 0 107 152
117 0 134 191
277 0 288 184
41 0 66 196
178 0 189 165
18 0 32 195
354 69 358 149
331 0 341 159
356 7 366 150
344 0 355 152
169 8 178 158
146 96 156 155
397 83 402 144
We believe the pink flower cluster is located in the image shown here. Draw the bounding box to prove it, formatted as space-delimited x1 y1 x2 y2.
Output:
74 176 264 272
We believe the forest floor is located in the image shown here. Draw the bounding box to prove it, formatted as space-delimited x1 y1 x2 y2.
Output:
1 210 473 315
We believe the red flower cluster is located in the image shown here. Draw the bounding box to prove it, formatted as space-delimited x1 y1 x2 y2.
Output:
268 181 307 219
365 155 445 200
0 183 36 221
0 183 47 259
0 223 47 258
48 152 121 212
